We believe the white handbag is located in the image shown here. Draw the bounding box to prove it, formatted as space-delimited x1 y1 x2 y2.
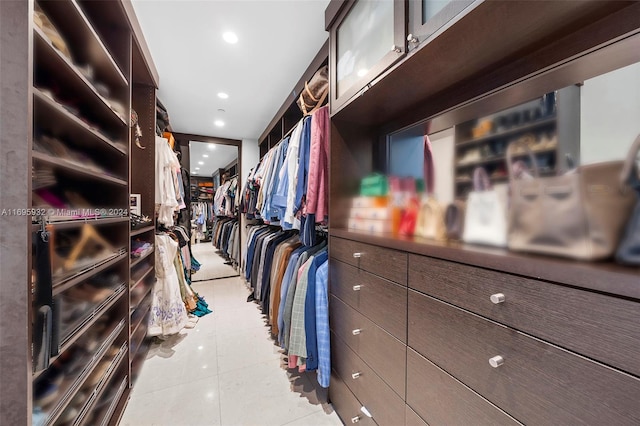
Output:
462 167 508 247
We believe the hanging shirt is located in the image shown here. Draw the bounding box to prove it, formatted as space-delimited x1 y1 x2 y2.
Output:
283 120 304 229
315 259 330 387
305 106 330 223
294 116 313 215
304 249 328 371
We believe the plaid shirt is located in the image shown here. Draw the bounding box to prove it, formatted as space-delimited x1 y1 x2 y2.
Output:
315 260 330 387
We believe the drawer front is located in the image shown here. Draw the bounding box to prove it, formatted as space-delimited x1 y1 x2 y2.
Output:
407 348 519 426
405 405 428 426
408 290 640 425
409 254 640 377
330 259 407 342
332 332 405 426
330 294 406 397
329 370 376 426
331 237 407 285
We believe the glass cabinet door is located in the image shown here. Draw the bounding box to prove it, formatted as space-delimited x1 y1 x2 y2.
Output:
330 0 406 113
407 0 476 50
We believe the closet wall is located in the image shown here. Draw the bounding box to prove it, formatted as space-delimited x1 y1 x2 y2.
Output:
0 1 159 424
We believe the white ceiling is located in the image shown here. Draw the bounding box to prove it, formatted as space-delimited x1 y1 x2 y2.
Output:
131 0 330 141
189 141 238 177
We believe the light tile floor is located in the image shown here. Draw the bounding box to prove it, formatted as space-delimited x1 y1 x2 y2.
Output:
120 244 342 426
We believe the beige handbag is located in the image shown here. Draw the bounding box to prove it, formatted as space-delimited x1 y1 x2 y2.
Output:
415 134 446 241
507 141 636 260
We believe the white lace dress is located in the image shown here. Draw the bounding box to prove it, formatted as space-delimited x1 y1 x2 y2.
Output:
148 234 189 336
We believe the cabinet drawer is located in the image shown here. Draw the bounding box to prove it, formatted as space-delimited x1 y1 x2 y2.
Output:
330 259 407 342
330 295 406 397
332 332 405 426
408 254 640 377
408 290 640 425
407 348 519 426
330 237 407 285
329 370 376 426
405 405 428 426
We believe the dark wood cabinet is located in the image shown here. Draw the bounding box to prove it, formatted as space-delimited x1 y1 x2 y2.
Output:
325 1 640 424
407 0 476 52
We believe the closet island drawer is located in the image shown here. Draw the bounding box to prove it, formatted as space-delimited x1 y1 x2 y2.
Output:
330 371 376 426
332 332 406 426
330 295 406 397
330 237 407 285
408 254 640 377
408 290 640 425
330 259 407 342
407 348 519 426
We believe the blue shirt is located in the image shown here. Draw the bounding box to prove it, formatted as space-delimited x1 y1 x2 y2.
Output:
304 249 327 371
315 259 330 387
277 245 306 345
294 116 313 215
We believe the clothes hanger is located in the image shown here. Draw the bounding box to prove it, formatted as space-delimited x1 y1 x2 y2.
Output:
63 224 116 270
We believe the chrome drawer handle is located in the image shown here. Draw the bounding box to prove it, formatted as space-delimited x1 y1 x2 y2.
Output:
490 293 506 304
351 372 361 379
352 328 362 335
489 355 505 368
351 416 360 423
352 285 362 291
353 252 362 258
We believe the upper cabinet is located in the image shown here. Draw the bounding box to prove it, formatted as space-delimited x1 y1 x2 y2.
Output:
329 0 406 114
407 0 476 51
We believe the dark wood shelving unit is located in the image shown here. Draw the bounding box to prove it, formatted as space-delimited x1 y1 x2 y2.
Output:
130 265 154 290
130 247 154 268
34 27 128 129
52 251 127 293
130 224 154 237
455 116 557 147
34 88 127 156
32 151 128 186
46 216 129 229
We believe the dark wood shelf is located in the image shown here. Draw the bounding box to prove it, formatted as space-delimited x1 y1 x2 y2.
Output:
455 146 557 168
130 265 154 290
330 228 640 301
37 0 128 89
130 280 153 314
130 224 154 237
130 246 154 268
130 297 152 338
93 375 129 426
45 216 129 229
456 116 557 148
34 27 127 129
73 342 128 426
32 151 127 187
33 88 127 156
55 286 126 358
39 318 126 426
53 251 127 295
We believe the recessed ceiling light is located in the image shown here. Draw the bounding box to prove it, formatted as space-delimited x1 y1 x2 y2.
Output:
222 32 238 44
207 144 216 150
357 68 368 77
192 171 198 174
198 161 204 165
203 154 209 158
195 167 200 170
217 92 229 99
214 120 225 127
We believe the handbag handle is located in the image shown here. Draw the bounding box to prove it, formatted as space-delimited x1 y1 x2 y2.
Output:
423 133 435 195
620 133 640 190
506 141 540 181
472 167 492 191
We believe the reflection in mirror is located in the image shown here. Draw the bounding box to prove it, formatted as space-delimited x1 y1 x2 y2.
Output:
350 61 640 265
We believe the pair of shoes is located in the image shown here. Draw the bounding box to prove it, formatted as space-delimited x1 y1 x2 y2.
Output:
131 214 152 229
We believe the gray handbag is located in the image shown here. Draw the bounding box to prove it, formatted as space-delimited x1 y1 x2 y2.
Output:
615 134 640 265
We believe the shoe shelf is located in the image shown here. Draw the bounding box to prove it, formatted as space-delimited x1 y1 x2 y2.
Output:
34 318 126 426
130 278 154 314
53 250 127 293
36 0 128 89
70 342 128 426
34 27 127 130
130 289 153 336
32 151 128 187
455 146 557 168
90 374 129 426
455 116 557 147
33 88 127 156
130 246 154 268
130 264 154 291
130 224 155 237
44 216 129 229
